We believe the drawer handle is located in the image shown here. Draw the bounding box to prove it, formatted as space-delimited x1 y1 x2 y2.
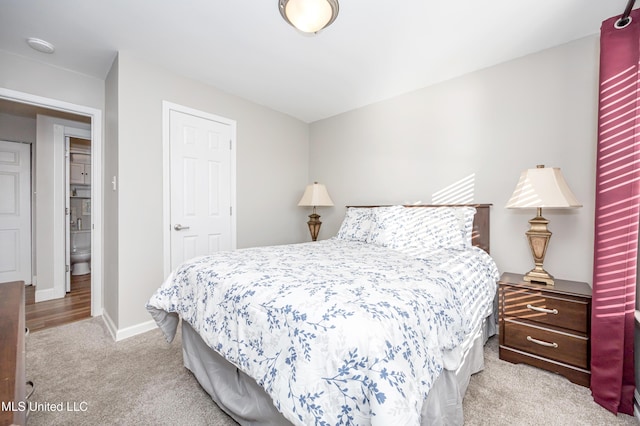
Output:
526 304 558 315
527 335 558 348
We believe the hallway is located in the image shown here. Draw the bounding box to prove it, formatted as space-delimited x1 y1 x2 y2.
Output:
25 274 91 332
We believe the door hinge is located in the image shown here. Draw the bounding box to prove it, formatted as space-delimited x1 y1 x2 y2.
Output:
229 139 232 150
65 265 70 272
65 207 69 215
230 206 233 216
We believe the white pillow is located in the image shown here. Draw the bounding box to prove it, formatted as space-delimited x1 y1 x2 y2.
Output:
367 206 477 256
401 207 476 254
453 206 476 248
365 206 406 246
336 208 374 242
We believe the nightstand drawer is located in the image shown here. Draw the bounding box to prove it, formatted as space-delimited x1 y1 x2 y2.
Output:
503 319 588 369
503 287 588 333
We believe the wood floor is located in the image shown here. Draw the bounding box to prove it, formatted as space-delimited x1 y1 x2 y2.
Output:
25 274 91 333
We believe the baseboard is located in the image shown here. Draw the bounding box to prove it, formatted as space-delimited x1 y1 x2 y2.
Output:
101 312 157 342
34 286 65 303
115 319 157 341
101 311 117 341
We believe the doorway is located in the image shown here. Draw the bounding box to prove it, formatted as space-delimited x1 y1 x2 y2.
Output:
0 88 103 317
66 136 92 297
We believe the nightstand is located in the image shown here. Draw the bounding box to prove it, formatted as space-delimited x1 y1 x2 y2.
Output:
498 272 592 387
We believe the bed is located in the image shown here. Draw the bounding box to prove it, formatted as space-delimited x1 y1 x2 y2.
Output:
147 204 499 425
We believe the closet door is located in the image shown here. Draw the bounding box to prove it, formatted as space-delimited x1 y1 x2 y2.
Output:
0 141 31 284
169 108 234 271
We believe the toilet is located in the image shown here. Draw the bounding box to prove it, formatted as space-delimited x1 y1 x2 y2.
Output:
70 230 91 275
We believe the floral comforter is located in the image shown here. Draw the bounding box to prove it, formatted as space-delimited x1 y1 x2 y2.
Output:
146 238 499 425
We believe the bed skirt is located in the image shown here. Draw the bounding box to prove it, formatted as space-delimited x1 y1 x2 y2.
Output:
180 312 496 426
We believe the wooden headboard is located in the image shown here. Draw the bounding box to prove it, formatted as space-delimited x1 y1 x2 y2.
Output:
346 204 492 254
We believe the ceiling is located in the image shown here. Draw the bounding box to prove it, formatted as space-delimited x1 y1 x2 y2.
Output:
0 1 633 123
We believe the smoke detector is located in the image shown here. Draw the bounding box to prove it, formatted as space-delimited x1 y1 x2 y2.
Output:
26 37 55 54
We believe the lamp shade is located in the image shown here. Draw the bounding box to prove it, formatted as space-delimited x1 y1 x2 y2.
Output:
298 182 334 207
506 165 582 209
279 0 339 33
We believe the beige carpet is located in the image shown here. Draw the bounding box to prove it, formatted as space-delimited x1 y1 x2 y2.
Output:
465 338 637 425
24 317 637 425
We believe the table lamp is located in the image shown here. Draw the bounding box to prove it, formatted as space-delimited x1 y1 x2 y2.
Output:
506 165 582 285
298 182 333 241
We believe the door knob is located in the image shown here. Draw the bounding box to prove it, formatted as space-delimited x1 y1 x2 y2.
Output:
174 224 190 231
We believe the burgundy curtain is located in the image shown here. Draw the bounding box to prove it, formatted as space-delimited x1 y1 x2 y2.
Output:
591 9 640 415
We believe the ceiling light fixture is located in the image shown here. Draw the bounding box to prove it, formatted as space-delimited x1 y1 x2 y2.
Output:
279 0 339 33
26 37 55 54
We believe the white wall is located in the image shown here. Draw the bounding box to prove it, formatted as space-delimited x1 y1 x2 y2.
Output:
34 116 91 301
111 52 309 330
309 35 599 284
33 116 63 298
103 56 119 327
0 50 105 110
0 113 36 143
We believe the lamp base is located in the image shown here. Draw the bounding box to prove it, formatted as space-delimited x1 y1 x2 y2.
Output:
307 213 322 242
524 210 554 286
523 268 555 286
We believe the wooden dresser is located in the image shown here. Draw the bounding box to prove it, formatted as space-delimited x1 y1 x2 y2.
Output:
0 281 26 426
498 272 591 387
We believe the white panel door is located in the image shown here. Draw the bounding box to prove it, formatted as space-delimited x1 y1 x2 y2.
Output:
170 110 232 270
0 141 31 283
